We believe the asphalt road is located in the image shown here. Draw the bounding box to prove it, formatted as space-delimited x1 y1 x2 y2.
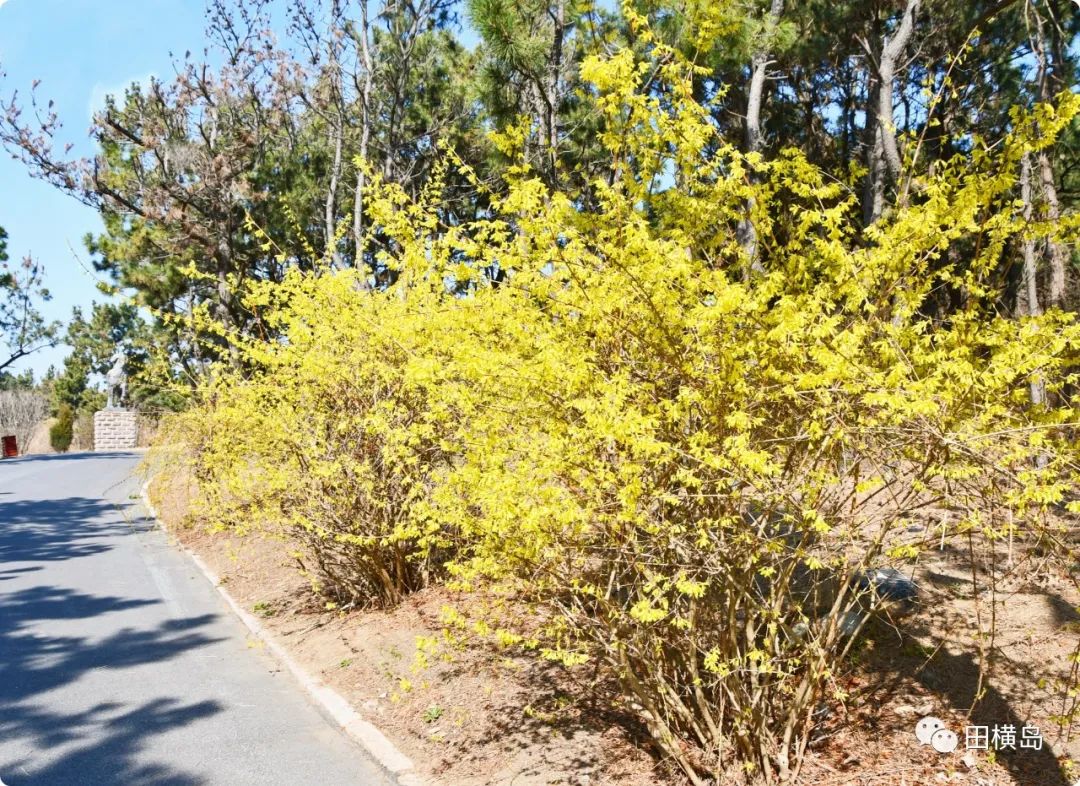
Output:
0 451 394 786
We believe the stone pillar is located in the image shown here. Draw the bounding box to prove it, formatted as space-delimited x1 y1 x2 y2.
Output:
93 409 139 451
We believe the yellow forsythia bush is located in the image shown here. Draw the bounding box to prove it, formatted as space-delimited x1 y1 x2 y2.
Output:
166 274 462 607
162 21 1080 785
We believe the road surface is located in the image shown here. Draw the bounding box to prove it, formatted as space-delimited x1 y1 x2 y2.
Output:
0 451 395 786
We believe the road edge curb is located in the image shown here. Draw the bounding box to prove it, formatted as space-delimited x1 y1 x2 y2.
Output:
140 481 426 786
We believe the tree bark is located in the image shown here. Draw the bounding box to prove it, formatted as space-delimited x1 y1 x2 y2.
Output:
323 3 345 267
545 0 567 167
737 0 784 276
744 0 785 156
1027 0 1067 307
1019 153 1047 408
215 241 240 369
352 0 376 275
862 0 920 225
326 115 343 262
1038 150 1068 308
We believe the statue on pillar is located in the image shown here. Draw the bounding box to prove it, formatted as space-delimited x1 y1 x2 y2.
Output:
105 348 128 409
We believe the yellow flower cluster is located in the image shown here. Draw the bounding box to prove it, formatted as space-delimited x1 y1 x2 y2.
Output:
160 31 1080 784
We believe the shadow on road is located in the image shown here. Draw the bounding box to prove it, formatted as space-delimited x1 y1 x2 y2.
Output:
0 493 225 785
0 497 131 563
1 451 142 465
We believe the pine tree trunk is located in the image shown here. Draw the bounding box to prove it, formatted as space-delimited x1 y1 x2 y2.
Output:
737 0 783 277
1038 150 1068 308
353 0 376 278
862 0 919 225
1020 153 1047 408
324 2 345 267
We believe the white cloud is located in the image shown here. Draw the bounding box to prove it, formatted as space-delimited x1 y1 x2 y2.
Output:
87 72 156 119
0 1 10 8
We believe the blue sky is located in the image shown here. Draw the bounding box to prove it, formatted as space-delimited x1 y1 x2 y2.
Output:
0 0 208 377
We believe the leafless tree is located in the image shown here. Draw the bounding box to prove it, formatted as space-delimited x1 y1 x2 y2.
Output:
0 389 48 454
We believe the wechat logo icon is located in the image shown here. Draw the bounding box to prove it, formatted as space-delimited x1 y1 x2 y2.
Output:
916 716 958 753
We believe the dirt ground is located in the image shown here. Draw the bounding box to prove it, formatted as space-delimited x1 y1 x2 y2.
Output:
149 470 1080 786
